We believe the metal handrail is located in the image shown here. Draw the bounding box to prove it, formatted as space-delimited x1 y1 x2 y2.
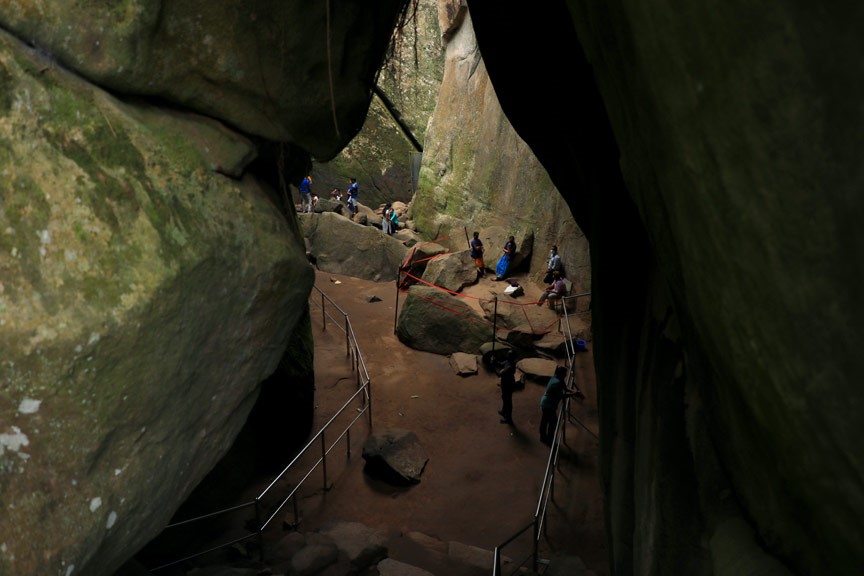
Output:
148 285 372 571
490 291 592 575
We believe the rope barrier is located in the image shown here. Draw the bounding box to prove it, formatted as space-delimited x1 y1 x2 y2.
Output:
404 287 561 335
401 270 544 307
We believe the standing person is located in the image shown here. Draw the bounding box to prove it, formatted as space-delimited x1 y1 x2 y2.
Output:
299 175 313 213
537 270 567 306
382 203 392 234
494 235 517 281
388 205 399 234
469 231 486 278
495 350 517 424
539 366 574 445
543 245 563 283
346 177 359 218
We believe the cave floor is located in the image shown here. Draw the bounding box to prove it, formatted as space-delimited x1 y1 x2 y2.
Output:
157 267 608 576
281 268 609 575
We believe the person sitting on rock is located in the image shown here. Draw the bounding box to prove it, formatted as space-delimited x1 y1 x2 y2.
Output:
537 270 567 306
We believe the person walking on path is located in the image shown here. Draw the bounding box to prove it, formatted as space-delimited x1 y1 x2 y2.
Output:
495 350 517 424
543 245 563 283
469 231 486 278
537 270 567 306
539 365 578 445
346 177 359 218
494 235 517 281
299 175 313 213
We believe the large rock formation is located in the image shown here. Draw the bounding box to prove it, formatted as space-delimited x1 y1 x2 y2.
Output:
467 1 864 575
0 28 312 575
314 0 445 206
0 1 408 574
0 0 404 157
410 6 590 293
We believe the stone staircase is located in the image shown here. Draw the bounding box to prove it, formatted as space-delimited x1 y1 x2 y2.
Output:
123 520 597 576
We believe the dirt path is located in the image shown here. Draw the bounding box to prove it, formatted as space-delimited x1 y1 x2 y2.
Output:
293 268 608 574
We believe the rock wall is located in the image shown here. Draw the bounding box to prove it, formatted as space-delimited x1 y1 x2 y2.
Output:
467 1 863 575
410 4 590 293
0 0 404 157
315 0 445 207
0 2 407 574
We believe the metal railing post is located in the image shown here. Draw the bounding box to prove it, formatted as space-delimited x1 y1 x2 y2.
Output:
292 493 300 529
321 430 328 492
345 315 350 356
346 428 351 459
367 378 373 430
532 519 540 573
254 498 264 562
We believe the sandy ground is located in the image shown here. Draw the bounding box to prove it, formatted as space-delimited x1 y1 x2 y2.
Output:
278 268 609 574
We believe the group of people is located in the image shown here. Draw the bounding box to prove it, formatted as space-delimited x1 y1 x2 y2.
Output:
495 352 582 445
468 232 517 281
300 176 403 235
469 234 569 307
299 175 360 217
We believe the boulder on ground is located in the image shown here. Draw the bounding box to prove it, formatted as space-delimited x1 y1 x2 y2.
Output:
318 521 388 571
313 198 344 214
396 286 490 355
480 341 514 366
301 212 408 281
449 352 479 376
362 429 429 485
517 358 560 382
421 251 479 293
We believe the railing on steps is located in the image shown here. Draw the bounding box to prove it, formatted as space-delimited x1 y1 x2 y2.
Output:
146 285 371 572
492 292 594 575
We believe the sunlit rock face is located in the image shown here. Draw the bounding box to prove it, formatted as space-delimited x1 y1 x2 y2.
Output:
0 29 314 575
411 5 590 292
467 1 864 575
0 0 404 158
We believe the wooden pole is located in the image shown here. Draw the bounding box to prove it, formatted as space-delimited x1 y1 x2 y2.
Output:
492 296 498 355
394 266 400 334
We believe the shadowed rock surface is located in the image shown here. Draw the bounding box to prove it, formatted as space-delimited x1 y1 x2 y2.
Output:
0 27 313 576
396 286 490 355
362 429 430 485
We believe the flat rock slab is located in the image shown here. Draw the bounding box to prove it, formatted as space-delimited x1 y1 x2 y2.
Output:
319 521 388 571
362 429 430 485
516 358 559 380
377 558 436 576
449 352 478 376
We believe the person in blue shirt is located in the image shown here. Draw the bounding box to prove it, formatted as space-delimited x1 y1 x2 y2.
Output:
539 366 579 445
347 178 359 217
494 236 517 281
299 175 313 213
